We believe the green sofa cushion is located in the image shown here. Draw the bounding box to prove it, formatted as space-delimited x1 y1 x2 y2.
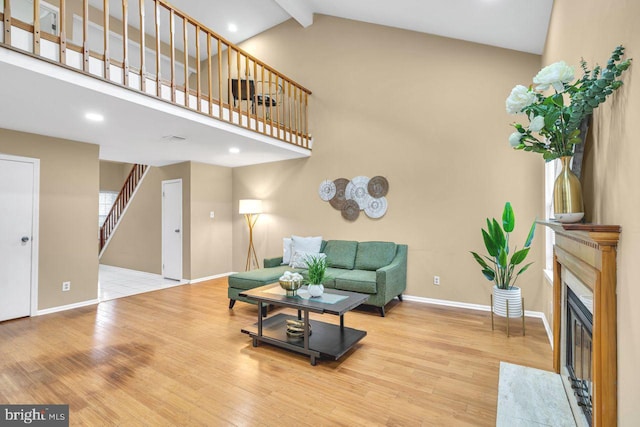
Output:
354 241 397 271
323 240 358 270
334 270 377 294
228 265 304 291
300 267 345 288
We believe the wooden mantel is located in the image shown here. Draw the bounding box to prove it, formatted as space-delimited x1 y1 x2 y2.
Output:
539 221 620 427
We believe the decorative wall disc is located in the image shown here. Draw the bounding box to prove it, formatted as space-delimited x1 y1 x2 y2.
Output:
364 196 388 219
341 199 360 221
318 179 337 201
368 176 389 198
345 176 370 209
322 175 389 221
329 178 349 210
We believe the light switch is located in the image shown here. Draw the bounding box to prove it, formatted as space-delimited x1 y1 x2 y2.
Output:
210 211 215 219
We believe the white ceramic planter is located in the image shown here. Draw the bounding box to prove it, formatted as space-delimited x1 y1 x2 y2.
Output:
307 284 324 297
493 285 523 318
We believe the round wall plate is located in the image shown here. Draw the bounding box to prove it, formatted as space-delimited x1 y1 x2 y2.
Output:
318 179 337 201
329 178 349 210
341 199 360 221
364 196 387 219
345 176 370 209
368 176 389 198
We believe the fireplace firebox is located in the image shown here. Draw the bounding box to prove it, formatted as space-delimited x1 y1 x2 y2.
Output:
566 287 593 425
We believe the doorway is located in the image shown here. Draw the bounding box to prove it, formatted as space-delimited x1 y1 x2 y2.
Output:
0 154 39 322
161 179 182 280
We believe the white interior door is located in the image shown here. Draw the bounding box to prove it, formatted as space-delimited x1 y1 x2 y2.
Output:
162 179 182 280
0 155 38 322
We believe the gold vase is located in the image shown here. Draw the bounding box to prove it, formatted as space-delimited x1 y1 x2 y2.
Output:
553 156 584 223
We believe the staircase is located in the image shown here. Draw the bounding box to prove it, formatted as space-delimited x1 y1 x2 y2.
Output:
99 164 148 255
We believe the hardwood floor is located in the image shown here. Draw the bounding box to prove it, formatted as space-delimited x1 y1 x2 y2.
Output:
0 278 552 426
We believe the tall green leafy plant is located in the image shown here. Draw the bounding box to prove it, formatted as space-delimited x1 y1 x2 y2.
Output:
470 202 536 290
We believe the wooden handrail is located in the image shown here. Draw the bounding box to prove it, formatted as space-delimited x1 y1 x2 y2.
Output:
99 164 148 252
0 0 312 148
153 0 312 94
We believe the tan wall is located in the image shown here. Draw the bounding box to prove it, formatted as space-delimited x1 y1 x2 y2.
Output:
232 16 546 309
544 0 640 422
99 160 132 192
101 161 233 280
189 162 233 279
0 129 99 309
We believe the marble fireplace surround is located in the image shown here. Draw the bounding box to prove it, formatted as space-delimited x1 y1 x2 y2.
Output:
542 221 620 427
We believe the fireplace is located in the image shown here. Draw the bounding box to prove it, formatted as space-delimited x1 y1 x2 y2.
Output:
565 280 593 425
541 221 620 427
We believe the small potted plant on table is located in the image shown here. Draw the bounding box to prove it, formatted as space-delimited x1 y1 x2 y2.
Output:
305 255 327 297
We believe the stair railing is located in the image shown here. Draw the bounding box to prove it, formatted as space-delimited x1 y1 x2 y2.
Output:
99 163 148 253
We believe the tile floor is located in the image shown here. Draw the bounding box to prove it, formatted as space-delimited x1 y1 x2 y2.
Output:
99 264 188 301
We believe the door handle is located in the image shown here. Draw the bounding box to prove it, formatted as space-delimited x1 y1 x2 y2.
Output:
174 229 180 233
21 236 30 243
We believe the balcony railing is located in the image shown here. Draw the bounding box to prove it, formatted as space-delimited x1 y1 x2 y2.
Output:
0 0 312 148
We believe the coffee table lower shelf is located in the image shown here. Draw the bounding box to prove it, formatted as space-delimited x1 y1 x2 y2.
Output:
241 313 366 365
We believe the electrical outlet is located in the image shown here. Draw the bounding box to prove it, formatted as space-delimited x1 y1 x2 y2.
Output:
62 281 71 292
433 276 440 285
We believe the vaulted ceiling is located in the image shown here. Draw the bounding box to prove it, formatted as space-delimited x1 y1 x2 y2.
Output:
170 0 554 55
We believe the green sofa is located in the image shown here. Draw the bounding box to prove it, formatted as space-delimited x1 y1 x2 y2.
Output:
228 240 408 316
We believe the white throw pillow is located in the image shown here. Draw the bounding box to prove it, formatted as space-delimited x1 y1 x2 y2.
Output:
282 237 293 265
290 235 322 265
290 251 327 269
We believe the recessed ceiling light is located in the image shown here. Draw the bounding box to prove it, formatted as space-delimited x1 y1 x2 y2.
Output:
228 23 238 33
85 112 104 122
229 147 240 154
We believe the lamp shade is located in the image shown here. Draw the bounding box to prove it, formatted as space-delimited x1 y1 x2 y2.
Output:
239 199 263 215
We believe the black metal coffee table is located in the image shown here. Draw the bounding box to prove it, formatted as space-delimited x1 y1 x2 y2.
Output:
239 284 368 365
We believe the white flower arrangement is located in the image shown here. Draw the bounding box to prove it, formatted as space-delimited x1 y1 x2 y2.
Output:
506 46 631 161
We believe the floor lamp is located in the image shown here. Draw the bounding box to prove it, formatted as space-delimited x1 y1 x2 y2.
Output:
239 199 262 271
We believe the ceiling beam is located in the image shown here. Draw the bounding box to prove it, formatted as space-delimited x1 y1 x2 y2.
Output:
273 0 314 28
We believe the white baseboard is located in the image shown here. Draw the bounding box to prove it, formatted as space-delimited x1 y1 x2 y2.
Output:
540 313 554 348
189 272 234 284
403 294 493 312
33 271 233 316
36 298 99 316
403 294 554 346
